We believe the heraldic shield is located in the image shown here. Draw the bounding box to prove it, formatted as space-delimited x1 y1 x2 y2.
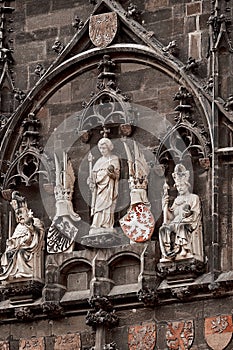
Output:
120 203 155 243
128 323 156 350
205 315 233 350
89 12 118 48
166 320 194 350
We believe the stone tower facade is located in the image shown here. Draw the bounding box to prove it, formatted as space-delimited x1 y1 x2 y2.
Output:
0 0 233 349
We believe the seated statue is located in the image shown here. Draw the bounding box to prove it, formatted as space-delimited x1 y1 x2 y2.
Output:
0 191 44 280
159 164 203 262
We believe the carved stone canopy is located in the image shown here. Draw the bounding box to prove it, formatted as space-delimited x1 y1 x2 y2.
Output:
77 54 136 136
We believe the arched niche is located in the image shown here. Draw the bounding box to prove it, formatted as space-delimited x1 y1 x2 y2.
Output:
108 253 140 295
60 258 92 304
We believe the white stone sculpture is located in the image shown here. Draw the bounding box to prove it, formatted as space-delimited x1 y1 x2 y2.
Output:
120 139 155 242
159 163 203 262
0 191 44 280
88 137 120 235
47 152 80 253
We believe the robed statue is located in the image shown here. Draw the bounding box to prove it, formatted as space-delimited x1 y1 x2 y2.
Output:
88 137 120 235
0 191 44 280
159 164 203 262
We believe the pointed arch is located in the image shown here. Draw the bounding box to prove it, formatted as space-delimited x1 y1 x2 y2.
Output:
0 44 213 163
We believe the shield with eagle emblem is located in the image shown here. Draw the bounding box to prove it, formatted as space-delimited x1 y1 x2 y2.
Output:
89 12 118 48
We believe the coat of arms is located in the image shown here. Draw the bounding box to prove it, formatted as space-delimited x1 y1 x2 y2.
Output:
120 140 155 242
19 337 45 350
128 323 156 350
54 334 81 350
120 203 155 242
166 320 194 349
205 315 233 350
89 12 118 48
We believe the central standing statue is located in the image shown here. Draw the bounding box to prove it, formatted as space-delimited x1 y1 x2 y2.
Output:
88 137 120 235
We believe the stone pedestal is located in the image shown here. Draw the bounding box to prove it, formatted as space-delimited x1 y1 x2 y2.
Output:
81 229 129 248
0 279 44 305
157 258 206 284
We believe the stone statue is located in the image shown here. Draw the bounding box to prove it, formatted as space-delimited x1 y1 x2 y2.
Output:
120 139 155 242
47 152 80 253
0 191 44 280
88 137 120 235
159 164 203 262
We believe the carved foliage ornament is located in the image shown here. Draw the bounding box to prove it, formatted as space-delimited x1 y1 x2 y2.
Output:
86 295 119 329
205 315 233 350
128 323 156 350
89 12 118 48
166 320 194 350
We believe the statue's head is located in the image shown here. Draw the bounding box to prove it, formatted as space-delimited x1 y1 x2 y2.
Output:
10 191 29 223
98 137 114 156
172 164 190 191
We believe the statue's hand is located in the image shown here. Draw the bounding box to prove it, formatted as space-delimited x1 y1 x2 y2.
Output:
87 177 95 191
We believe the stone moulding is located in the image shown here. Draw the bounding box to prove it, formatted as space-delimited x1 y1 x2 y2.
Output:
157 258 206 283
0 280 44 303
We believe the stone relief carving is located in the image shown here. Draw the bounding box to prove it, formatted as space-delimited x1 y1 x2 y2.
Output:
137 287 158 307
166 320 194 350
128 323 156 350
42 301 63 317
0 191 44 281
159 164 203 262
86 296 119 329
205 315 233 350
87 137 120 236
54 334 81 350
47 152 80 253
120 139 155 242
89 12 118 48
15 306 34 321
19 337 45 350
